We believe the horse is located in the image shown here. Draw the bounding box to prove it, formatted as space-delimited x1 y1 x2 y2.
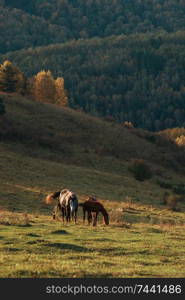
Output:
45 189 78 223
79 197 109 226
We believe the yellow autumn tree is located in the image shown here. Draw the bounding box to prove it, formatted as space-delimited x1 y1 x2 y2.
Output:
34 70 56 103
55 77 68 106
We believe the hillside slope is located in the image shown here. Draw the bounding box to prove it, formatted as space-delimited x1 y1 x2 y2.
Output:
1 94 185 279
2 31 185 131
2 1 185 130
4 0 185 46
0 93 185 213
0 5 69 54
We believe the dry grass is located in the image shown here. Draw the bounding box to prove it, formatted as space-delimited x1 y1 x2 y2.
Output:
1 93 185 174
0 210 31 226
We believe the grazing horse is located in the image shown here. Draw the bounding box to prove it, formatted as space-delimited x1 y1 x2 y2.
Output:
45 189 78 223
79 197 109 226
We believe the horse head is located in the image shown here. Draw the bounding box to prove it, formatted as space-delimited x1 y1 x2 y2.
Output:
101 206 109 225
103 211 109 225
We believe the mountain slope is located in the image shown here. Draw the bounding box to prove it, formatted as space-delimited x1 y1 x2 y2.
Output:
5 0 185 41
2 31 185 131
1 93 185 213
0 5 69 53
2 1 185 130
2 0 185 55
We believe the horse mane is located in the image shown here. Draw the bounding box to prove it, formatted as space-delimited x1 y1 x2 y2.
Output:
61 189 69 195
45 191 61 204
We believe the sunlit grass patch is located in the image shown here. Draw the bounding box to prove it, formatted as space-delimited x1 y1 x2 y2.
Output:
0 213 185 278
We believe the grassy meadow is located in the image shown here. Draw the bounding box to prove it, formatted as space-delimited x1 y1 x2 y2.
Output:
0 210 185 278
0 94 185 277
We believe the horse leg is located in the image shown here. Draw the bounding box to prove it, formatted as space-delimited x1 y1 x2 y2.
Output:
74 209 77 224
87 212 92 225
66 207 71 222
61 208 65 223
83 208 86 224
71 210 75 223
92 212 98 226
52 206 56 220
53 204 60 220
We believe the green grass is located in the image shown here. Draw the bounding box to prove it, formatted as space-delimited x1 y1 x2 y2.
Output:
0 211 185 278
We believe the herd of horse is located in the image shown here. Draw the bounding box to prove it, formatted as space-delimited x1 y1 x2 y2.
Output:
45 189 109 226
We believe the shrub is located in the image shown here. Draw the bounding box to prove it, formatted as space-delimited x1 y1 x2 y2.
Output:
123 121 134 128
128 159 153 181
166 194 179 211
162 192 179 211
0 97 5 115
145 134 156 143
175 135 185 147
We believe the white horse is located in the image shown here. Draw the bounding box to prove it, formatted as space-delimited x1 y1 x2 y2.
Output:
45 189 78 223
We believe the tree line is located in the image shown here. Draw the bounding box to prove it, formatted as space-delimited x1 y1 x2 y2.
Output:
0 61 68 106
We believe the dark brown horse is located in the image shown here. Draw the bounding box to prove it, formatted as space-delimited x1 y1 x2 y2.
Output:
79 197 109 226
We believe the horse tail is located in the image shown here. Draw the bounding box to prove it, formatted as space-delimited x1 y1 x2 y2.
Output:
101 206 109 225
70 195 78 212
45 191 61 204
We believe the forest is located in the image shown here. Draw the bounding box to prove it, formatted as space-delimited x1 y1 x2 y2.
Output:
2 31 185 131
1 0 185 130
2 0 185 54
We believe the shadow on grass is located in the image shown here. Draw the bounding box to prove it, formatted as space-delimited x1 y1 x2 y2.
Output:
97 247 126 256
0 222 32 227
10 270 113 278
17 224 32 228
75 271 113 278
93 238 116 242
5 247 21 252
44 242 88 252
97 247 152 256
10 270 64 278
26 241 38 245
127 249 151 255
147 228 163 233
51 230 69 235
26 233 40 237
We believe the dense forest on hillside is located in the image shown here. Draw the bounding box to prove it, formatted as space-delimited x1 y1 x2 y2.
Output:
0 5 70 53
2 31 185 131
5 0 185 38
1 0 185 130
2 0 185 53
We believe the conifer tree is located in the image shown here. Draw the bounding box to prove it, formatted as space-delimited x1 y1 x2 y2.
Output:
34 70 56 103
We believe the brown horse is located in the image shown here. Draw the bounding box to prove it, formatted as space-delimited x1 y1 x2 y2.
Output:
79 197 109 226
